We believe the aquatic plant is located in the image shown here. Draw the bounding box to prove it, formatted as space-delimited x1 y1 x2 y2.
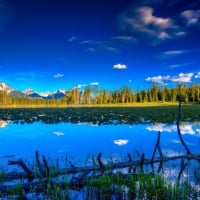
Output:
0 105 200 125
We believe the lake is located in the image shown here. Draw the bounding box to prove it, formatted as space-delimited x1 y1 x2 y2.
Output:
0 107 200 181
0 106 200 183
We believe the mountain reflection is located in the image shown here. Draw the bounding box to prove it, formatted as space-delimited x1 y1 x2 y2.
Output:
0 120 9 128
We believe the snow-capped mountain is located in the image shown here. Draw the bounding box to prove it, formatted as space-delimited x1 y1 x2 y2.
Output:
0 82 67 99
23 88 44 98
0 82 14 94
0 82 26 97
45 89 66 99
23 88 67 99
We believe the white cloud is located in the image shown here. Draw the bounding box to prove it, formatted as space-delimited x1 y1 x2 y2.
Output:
170 73 193 83
112 35 138 44
81 39 118 53
117 6 178 43
75 82 99 89
196 128 200 133
160 49 200 59
145 75 170 85
195 72 200 78
168 64 182 68
181 10 200 26
87 48 95 52
117 5 200 44
90 82 99 86
53 73 64 78
168 62 192 68
75 84 87 89
68 36 78 42
160 50 185 59
146 73 193 84
113 64 127 70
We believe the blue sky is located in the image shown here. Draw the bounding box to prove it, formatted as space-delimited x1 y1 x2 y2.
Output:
0 0 200 92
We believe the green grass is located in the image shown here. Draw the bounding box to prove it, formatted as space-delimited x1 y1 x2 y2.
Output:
83 172 199 200
0 101 179 109
1 170 199 199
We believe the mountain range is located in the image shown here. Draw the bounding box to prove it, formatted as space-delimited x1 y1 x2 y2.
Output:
0 82 66 99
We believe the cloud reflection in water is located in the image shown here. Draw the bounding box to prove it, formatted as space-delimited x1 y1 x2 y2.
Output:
0 120 9 128
146 123 199 135
113 139 128 146
53 131 64 136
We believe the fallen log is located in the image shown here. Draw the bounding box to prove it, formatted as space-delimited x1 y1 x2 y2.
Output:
5 153 200 182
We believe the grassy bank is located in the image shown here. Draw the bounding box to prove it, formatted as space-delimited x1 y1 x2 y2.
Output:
0 101 181 109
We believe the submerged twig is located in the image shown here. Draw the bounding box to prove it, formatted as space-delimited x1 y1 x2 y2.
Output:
128 154 133 173
42 155 50 177
176 158 189 185
35 151 45 177
151 131 163 163
140 153 145 172
97 152 105 174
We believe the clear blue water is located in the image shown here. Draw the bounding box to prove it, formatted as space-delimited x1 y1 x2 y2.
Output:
0 120 200 168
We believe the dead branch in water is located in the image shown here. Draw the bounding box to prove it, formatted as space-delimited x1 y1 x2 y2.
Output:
8 159 34 181
176 94 191 154
5 153 200 182
151 131 163 163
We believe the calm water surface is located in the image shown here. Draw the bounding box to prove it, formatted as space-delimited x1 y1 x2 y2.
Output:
1 120 200 167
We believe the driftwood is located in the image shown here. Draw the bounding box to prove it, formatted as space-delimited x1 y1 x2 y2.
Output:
0 152 200 196
7 159 34 181
4 152 200 182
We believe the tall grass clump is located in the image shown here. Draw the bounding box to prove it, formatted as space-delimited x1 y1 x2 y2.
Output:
83 172 199 200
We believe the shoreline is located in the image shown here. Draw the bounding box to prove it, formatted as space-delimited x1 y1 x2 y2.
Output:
0 102 184 109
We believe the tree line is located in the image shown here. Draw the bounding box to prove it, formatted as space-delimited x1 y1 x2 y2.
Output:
0 83 200 106
64 83 200 104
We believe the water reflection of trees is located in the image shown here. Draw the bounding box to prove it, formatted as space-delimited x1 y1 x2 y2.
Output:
0 106 199 125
